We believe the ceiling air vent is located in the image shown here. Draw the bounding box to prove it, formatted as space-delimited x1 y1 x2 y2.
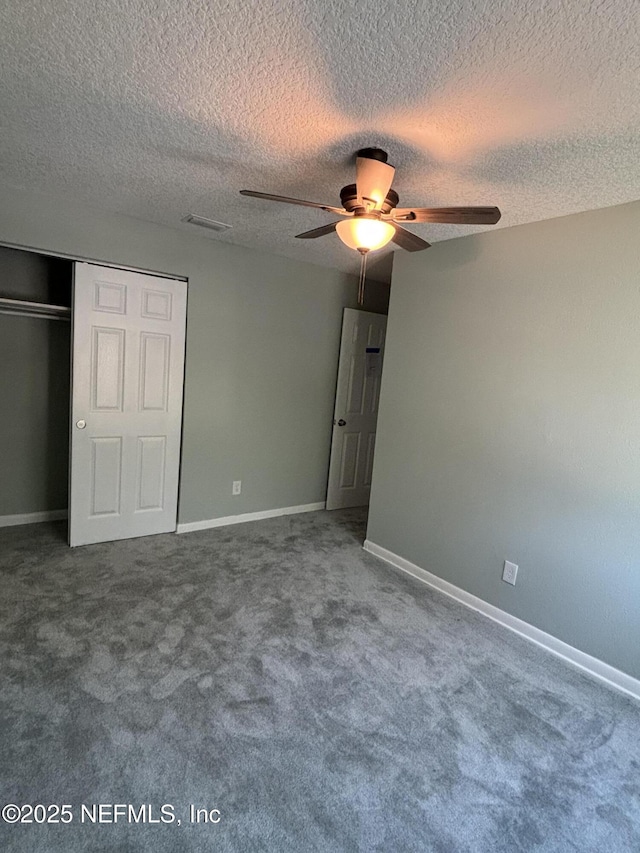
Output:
181 214 232 232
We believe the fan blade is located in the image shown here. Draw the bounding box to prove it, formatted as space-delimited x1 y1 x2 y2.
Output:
392 206 501 225
240 189 345 215
355 157 395 211
391 223 431 252
295 222 339 240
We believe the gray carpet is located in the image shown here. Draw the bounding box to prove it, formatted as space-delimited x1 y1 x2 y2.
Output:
0 509 639 852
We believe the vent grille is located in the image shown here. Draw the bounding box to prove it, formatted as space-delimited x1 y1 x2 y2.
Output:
181 214 232 232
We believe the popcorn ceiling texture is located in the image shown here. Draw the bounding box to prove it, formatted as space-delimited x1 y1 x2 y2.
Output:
0 0 638 277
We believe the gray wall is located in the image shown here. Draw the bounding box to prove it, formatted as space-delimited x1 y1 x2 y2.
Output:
0 184 387 523
0 248 71 515
367 200 640 680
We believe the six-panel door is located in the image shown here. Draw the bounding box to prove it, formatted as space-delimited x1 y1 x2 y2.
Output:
326 308 387 510
69 263 187 546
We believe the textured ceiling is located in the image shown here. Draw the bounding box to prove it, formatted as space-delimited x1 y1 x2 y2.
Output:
1 0 639 281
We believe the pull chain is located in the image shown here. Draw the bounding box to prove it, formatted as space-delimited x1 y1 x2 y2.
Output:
357 249 369 306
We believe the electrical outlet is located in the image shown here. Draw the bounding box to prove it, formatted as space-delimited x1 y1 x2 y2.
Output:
502 560 518 586
232 481 241 496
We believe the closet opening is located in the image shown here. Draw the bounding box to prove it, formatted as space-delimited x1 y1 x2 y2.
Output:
1 245 189 545
0 246 72 536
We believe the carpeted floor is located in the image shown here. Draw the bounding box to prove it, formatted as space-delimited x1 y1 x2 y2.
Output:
0 508 639 852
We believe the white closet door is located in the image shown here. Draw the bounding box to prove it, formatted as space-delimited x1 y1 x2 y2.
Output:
69 263 187 546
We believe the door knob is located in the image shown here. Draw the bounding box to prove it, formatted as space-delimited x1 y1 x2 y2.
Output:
76 419 86 429
337 419 347 426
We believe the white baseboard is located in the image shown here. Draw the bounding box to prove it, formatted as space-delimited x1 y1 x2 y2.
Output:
363 539 640 703
0 509 68 528
177 501 326 534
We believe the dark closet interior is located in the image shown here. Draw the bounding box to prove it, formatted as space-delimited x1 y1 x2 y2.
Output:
0 246 72 519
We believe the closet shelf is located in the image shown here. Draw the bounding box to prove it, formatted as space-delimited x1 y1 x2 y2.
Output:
0 297 71 321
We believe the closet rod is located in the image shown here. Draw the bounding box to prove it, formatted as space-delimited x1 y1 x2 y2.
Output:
0 297 71 322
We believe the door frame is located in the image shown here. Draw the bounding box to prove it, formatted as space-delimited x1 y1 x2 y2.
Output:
325 307 387 511
0 239 187 284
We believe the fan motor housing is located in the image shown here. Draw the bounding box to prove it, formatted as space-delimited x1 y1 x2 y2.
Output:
340 183 399 215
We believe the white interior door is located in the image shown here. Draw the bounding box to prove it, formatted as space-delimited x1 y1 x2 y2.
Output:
326 307 387 510
69 263 187 546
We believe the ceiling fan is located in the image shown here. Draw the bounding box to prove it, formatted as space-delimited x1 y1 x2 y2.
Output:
240 147 501 256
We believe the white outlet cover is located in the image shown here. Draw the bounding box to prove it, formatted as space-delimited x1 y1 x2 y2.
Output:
232 481 242 495
503 560 518 585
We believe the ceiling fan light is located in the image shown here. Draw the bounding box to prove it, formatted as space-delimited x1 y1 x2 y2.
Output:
336 218 395 252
